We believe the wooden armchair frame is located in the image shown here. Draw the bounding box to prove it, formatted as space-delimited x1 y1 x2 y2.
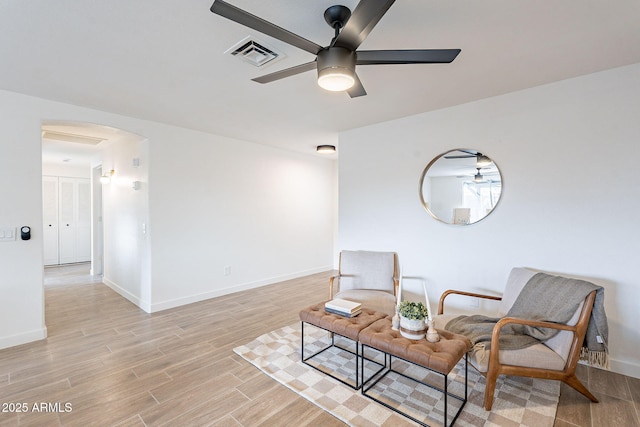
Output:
438 289 599 410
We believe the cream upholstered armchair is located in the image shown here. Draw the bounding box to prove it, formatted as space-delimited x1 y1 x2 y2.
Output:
329 250 399 317
434 267 603 411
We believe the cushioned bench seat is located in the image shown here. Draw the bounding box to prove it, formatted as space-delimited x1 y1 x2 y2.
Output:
358 317 472 427
299 302 387 341
299 302 388 389
359 318 471 375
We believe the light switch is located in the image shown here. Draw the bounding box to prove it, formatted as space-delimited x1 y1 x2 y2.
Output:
0 227 16 241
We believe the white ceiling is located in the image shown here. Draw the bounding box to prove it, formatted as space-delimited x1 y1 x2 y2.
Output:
41 122 133 165
2 0 640 158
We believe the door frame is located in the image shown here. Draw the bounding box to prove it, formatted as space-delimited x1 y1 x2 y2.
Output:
91 165 104 276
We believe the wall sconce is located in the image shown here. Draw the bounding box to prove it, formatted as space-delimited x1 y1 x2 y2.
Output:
100 169 115 184
316 145 336 154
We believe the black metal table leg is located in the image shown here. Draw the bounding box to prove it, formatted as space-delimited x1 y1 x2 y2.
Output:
361 344 468 427
300 321 385 390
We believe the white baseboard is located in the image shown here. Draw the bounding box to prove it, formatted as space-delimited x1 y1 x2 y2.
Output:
148 266 332 313
0 327 47 350
101 266 330 314
608 358 640 380
102 277 152 313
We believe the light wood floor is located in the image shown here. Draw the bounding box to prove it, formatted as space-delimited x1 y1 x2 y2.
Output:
0 265 637 426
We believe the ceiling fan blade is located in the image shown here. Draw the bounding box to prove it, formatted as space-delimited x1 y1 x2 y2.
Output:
347 73 367 98
210 0 323 55
445 149 480 159
251 61 317 84
357 49 461 65
445 152 482 160
333 0 396 51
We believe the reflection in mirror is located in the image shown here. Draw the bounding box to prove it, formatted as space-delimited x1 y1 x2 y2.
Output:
419 149 502 225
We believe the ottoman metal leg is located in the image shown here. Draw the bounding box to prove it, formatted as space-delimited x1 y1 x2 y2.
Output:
361 345 468 427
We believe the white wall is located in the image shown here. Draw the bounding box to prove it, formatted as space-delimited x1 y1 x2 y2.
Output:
42 163 91 178
0 92 47 349
98 134 152 310
338 63 640 378
0 89 337 348
148 128 336 311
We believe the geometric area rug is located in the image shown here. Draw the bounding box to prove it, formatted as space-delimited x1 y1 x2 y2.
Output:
233 323 560 427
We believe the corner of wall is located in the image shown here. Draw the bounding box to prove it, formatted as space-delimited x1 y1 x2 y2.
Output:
0 327 47 351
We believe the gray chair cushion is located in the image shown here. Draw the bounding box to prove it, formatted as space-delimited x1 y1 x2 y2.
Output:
334 289 396 317
468 342 567 373
497 267 537 317
433 313 566 372
499 267 584 362
338 250 396 293
435 267 586 365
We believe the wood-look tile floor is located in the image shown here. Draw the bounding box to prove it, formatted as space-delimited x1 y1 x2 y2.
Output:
0 265 637 426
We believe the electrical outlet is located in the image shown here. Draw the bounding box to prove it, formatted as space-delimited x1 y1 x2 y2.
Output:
469 297 480 308
223 266 231 276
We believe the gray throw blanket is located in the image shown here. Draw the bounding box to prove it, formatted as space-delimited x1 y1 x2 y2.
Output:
446 272 609 368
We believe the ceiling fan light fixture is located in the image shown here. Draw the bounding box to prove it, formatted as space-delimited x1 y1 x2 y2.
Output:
474 170 484 183
211 0 461 97
317 47 356 92
318 69 354 91
476 155 492 168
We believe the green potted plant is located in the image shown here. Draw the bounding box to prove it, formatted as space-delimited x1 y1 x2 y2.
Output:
398 300 429 340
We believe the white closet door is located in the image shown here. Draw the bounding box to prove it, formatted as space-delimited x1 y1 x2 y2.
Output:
58 178 76 264
42 176 59 265
57 177 92 264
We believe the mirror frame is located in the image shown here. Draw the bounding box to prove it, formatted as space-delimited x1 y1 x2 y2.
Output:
418 149 503 225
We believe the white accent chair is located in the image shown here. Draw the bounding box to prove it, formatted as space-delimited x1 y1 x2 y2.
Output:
434 267 599 410
329 250 399 317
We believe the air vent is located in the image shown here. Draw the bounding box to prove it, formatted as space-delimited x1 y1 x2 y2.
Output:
225 36 284 67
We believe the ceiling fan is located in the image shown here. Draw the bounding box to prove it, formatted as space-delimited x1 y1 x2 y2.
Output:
459 167 500 183
444 149 492 168
210 0 461 97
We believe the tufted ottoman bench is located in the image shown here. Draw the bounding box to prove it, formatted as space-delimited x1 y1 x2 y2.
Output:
299 302 388 389
358 318 472 427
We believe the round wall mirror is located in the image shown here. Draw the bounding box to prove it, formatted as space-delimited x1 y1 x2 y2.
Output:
419 149 503 225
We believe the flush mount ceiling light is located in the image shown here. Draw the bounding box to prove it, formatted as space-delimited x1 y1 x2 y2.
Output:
316 145 336 154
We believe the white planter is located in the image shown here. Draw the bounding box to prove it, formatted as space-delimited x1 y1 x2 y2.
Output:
399 316 426 340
